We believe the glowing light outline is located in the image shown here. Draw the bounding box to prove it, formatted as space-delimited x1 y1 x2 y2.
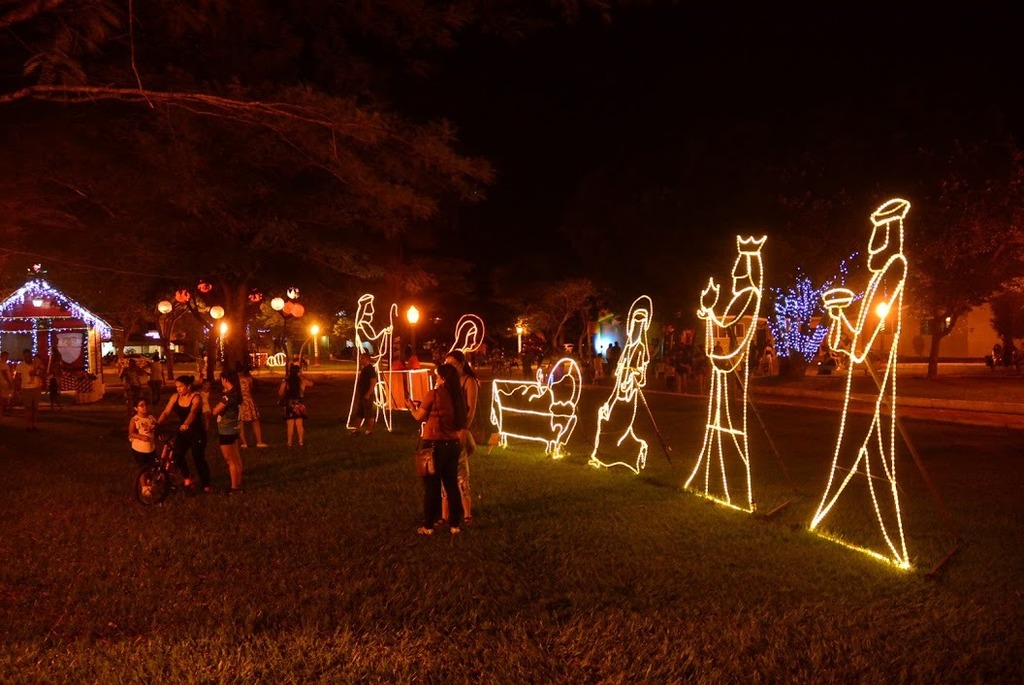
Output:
266 352 289 368
684 236 766 512
448 314 486 355
490 357 582 458
346 294 397 432
810 198 911 570
0 278 113 340
588 295 653 474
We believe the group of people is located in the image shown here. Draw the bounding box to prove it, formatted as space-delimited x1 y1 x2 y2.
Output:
0 348 66 431
407 349 479 536
118 354 166 409
126 361 311 495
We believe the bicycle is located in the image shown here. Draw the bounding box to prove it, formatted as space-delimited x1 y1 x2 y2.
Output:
134 425 187 506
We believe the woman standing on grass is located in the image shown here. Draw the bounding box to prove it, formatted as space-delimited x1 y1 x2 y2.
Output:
157 375 213 492
443 349 479 524
236 365 267 448
279 364 310 447
212 370 244 494
407 363 467 536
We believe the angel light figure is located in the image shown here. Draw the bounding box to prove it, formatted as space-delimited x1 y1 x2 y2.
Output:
685 236 765 511
810 198 911 569
346 293 397 432
589 295 653 473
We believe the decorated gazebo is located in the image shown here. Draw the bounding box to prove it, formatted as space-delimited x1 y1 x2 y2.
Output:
0 276 112 401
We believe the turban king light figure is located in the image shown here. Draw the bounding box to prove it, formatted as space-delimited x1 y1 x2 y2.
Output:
811 198 911 568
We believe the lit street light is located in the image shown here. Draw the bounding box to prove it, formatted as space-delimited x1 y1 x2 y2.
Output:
516 322 524 354
406 305 420 355
311 324 321 366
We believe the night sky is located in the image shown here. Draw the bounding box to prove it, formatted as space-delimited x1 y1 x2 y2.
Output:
421 6 1023 286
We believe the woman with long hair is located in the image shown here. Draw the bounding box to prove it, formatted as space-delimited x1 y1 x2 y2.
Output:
157 374 213 492
212 370 245 494
407 363 467 535
278 364 310 447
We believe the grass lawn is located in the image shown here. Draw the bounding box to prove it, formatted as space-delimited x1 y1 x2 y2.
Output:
1 373 1022 682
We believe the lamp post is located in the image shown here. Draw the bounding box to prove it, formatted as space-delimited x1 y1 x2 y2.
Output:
516 322 524 354
271 297 286 354
218 320 228 364
311 324 321 366
406 305 420 356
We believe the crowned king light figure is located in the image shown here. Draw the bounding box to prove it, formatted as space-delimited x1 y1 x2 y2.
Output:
685 235 765 511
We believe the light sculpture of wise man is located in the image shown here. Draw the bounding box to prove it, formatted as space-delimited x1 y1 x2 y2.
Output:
685 235 765 511
346 293 397 432
589 295 652 474
811 198 911 568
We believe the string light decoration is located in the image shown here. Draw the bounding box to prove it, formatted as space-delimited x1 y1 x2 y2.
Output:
767 254 859 362
589 295 653 474
448 314 486 354
810 198 911 570
346 294 397 432
684 236 766 512
490 357 582 458
0 278 113 373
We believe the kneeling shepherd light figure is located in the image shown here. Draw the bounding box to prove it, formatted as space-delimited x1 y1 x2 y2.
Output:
589 295 652 473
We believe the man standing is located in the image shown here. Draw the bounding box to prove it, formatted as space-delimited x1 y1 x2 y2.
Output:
147 353 165 405
15 349 44 431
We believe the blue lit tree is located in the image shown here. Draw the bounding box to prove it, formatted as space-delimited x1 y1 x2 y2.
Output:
767 254 858 376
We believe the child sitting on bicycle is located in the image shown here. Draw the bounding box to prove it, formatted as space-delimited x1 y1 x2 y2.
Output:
128 397 159 467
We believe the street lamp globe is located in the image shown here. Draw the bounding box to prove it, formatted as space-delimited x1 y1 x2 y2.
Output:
219 321 228 336
209 305 225 320
875 302 890 319
311 324 320 336
157 300 173 314
271 297 285 311
406 305 420 325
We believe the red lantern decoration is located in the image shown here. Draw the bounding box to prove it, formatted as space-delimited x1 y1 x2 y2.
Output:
197 281 213 294
248 290 263 304
291 304 305 318
175 290 191 303
282 301 294 315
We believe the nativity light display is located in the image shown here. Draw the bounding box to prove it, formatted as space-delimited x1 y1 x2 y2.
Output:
490 357 582 458
810 198 911 570
684 236 765 512
448 314 486 354
588 295 653 474
346 293 398 432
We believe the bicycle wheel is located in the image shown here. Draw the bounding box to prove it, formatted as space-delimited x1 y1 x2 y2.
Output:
135 466 171 506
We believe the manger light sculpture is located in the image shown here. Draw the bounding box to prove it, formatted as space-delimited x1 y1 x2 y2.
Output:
810 198 911 570
684 236 765 512
490 357 582 458
588 295 653 473
346 293 398 432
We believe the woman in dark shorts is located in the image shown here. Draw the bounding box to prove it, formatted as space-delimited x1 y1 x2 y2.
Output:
212 370 244 494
